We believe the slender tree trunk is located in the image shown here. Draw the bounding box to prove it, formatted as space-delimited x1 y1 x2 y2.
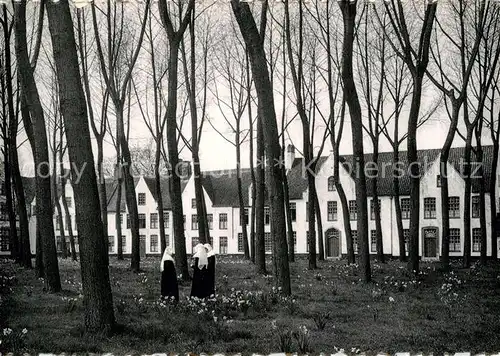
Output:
45 0 116 330
255 115 266 274
60 167 77 261
165 42 189 281
339 0 370 281
475 133 487 264
14 0 61 291
463 127 473 268
249 123 256 263
314 190 324 261
52 157 67 259
282 166 295 262
393 146 406 262
372 151 384 263
155 141 167 254
97 139 108 264
490 123 499 261
116 176 124 260
236 130 250 259
4 150 19 261
35 227 44 278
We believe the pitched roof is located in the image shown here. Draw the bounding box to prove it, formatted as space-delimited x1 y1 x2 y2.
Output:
141 176 189 210
106 177 140 212
287 156 329 200
201 168 254 207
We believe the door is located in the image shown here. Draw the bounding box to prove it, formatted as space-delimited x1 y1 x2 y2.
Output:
325 228 340 258
140 235 146 257
423 228 438 258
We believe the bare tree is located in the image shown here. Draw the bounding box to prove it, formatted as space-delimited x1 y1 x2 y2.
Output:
14 0 61 291
158 0 195 281
379 0 437 274
45 0 116 332
231 0 291 294
338 0 371 282
91 0 150 271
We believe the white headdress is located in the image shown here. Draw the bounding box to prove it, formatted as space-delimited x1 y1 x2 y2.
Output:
160 247 174 272
193 243 208 270
204 243 215 257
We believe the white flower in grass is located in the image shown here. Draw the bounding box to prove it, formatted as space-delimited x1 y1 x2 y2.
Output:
22 328 28 335
3 328 12 336
389 296 395 302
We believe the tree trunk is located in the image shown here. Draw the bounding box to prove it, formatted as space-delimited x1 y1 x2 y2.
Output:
60 164 77 261
339 0 370 281
96 139 108 265
282 165 295 262
231 0 290 294
53 158 67 259
114 100 139 270
314 189 324 261
463 127 473 268
475 134 487 264
393 146 406 262
249 115 256 263
14 0 61 292
165 41 189 281
45 0 116 330
236 131 250 259
155 140 167 254
490 137 499 261
255 115 267 274
4 149 19 261
371 151 384 263
35 227 44 278
116 175 124 260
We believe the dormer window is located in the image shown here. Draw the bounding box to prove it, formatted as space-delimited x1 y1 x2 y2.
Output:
328 176 336 191
436 175 442 187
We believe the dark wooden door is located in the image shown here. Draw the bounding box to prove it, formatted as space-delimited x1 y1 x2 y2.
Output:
423 228 438 258
326 229 340 258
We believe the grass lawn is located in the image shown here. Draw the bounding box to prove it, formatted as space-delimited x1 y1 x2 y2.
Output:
1 255 500 354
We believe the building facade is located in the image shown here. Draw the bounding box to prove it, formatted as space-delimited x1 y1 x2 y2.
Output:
2 145 500 259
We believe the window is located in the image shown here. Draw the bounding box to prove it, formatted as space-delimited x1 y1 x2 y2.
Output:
328 176 336 191
192 215 198 230
138 193 146 205
306 231 309 253
0 227 10 251
352 230 358 254
264 207 270 225
127 214 131 229
472 228 481 252
207 214 213 230
192 199 196 209
120 214 123 225
56 236 63 252
403 229 410 255
449 229 460 252
150 213 158 229
56 217 60 230
306 202 309 222
74 218 77 231
192 237 199 254
108 236 115 253
370 230 377 253
238 233 243 252
150 235 159 253
219 213 228 229
370 199 381 220
290 203 296 222
472 196 480 218
219 237 228 254
327 201 338 221
240 208 249 226
65 215 71 230
121 236 127 252
164 212 170 228
424 198 436 219
449 196 460 218
265 232 272 252
293 231 297 253
65 197 72 208
401 198 411 219
138 214 146 229
183 215 186 229
349 200 357 221
0 202 6 221
436 175 441 187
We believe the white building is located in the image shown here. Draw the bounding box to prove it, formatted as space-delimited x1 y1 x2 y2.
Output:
3 145 500 260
